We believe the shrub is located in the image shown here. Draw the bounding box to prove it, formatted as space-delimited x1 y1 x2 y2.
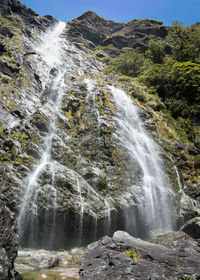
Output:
141 59 200 120
146 39 165 64
108 48 146 77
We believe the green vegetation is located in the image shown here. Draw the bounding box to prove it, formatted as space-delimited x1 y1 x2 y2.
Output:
99 20 200 188
146 39 165 64
97 175 108 191
105 48 147 77
168 21 200 63
141 59 200 138
124 250 141 261
103 21 200 143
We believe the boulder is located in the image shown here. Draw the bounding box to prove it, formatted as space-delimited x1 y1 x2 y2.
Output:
181 217 200 239
0 202 18 280
80 231 200 280
152 230 199 250
30 250 58 268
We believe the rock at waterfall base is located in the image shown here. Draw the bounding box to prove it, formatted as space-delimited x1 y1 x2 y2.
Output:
181 217 200 239
30 250 58 268
80 231 200 280
0 202 18 280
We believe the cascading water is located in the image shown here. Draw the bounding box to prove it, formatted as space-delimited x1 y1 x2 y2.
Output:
104 198 111 234
84 78 113 234
108 85 175 239
85 78 100 124
171 159 198 226
18 22 68 247
18 21 102 249
17 20 176 250
76 177 84 243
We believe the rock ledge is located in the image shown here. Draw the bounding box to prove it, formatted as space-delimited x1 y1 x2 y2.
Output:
80 231 200 280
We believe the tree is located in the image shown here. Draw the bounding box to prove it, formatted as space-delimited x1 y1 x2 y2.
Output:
146 40 165 64
170 61 200 103
167 21 200 62
142 59 200 101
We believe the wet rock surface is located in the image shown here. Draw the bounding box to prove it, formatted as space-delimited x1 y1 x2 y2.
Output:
0 202 18 280
30 251 58 268
0 6 175 249
80 231 200 280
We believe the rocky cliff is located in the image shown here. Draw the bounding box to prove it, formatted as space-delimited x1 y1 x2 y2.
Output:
0 202 18 280
67 10 168 55
0 0 199 255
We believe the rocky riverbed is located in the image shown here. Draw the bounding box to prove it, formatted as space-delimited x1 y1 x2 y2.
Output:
16 230 200 280
1 198 200 280
15 248 84 280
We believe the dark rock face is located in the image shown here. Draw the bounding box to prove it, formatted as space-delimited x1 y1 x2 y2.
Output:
102 36 148 51
0 0 34 18
74 11 123 35
80 231 200 280
188 145 200 156
0 62 19 79
67 11 168 51
0 0 56 30
182 217 200 239
0 202 18 280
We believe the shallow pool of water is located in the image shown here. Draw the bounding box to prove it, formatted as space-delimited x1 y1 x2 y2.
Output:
21 267 79 280
16 249 82 280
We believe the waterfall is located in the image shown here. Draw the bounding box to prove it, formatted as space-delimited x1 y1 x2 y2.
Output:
85 79 99 116
172 160 198 226
84 78 113 236
18 22 67 247
104 198 111 234
17 20 176 250
108 86 175 239
76 177 84 244
173 165 184 194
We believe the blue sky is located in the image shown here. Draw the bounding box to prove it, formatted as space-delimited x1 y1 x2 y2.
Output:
20 0 199 26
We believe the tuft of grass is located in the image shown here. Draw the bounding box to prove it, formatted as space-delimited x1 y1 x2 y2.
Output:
124 250 141 261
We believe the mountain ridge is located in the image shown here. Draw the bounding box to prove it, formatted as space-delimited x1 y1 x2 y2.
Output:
67 9 167 51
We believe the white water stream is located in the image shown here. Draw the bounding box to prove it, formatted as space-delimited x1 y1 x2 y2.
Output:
76 177 84 243
109 86 175 238
104 198 111 234
18 21 176 248
18 22 69 244
84 78 113 234
172 161 198 225
85 78 100 122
